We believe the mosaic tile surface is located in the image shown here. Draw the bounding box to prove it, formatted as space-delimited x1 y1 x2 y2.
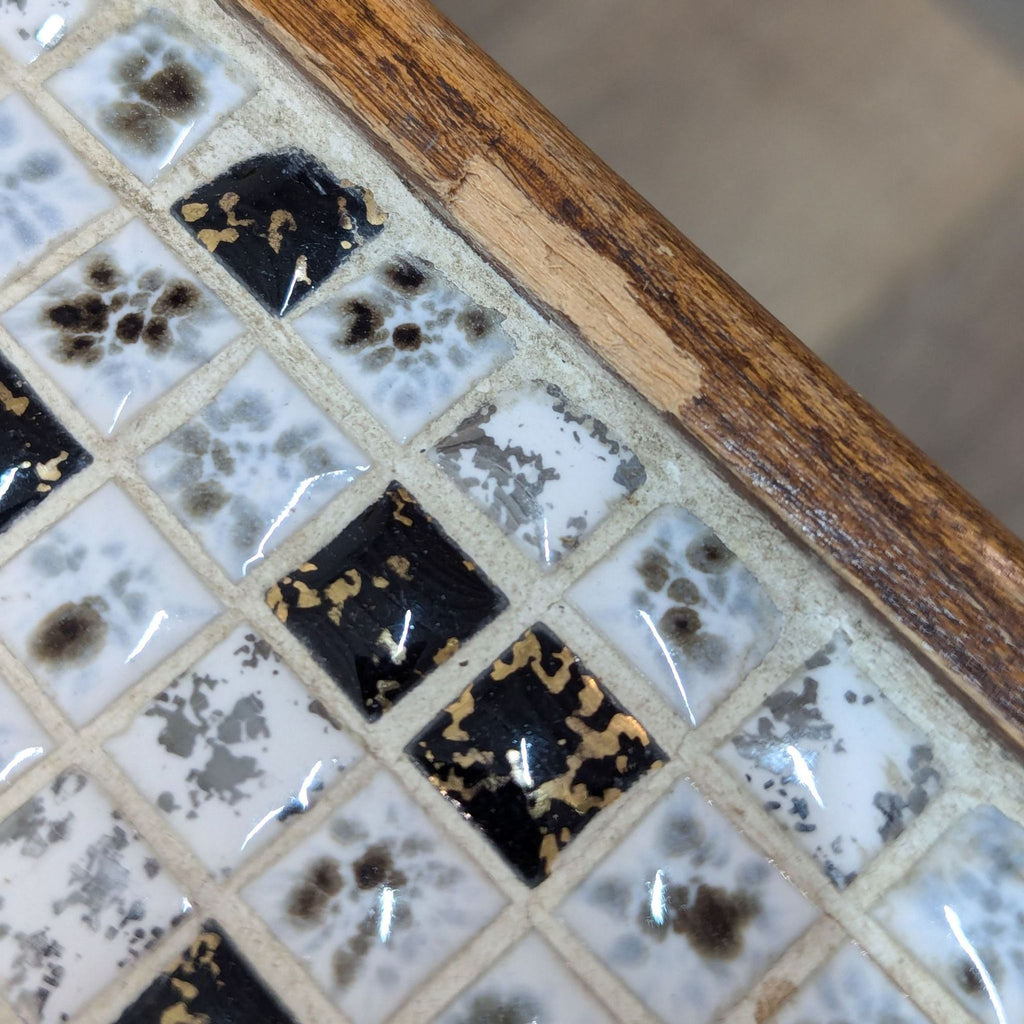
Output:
0 91 114 282
141 349 368 579
0 769 188 1024
874 805 1024 1024
570 504 780 725
718 630 942 889
268 482 507 720
3 219 243 433
0 0 88 64
560 777 819 1024
0 482 221 725
47 10 250 183
105 625 362 877
172 149 387 316
0 673 47 782
431 380 646 567
293 254 513 443
408 623 665 885
243 769 505 1024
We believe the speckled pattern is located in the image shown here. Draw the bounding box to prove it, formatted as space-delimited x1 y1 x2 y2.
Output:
874 805 1024 1024
243 769 505 1024
172 149 387 315
560 777 819 1024
718 631 941 889
0 769 188 1024
293 254 513 443
140 349 368 579
0 674 47 783
3 219 243 433
268 482 507 720
431 380 646 567
105 625 363 877
408 623 665 885
569 504 780 725
0 0 89 63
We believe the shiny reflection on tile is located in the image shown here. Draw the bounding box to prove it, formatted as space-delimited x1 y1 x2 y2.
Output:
569 504 780 725
0 769 189 1024
718 631 942 889
0 674 47 783
0 0 90 63
3 219 243 434
0 483 221 725
560 777 819 1024
105 625 362 877
243 769 504 1024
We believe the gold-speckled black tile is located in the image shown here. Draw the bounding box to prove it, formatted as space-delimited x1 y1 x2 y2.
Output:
171 149 386 316
0 352 91 533
267 481 508 720
407 623 666 886
111 921 298 1024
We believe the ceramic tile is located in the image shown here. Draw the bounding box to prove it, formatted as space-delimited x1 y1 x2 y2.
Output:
874 805 1024 1024
292 254 513 443
0 0 89 64
0 769 189 1024
431 380 646 568
569 505 780 726
0 351 92 532
718 631 941 889
434 931 615 1024
0 92 114 282
46 10 250 184
112 920 297 1024
243 769 504 1024
267 481 507 720
407 623 665 886
559 777 819 1024
0 483 221 726
0 674 48 783
140 350 368 580
105 625 363 877
172 149 387 316
2 219 243 434
770 943 931 1024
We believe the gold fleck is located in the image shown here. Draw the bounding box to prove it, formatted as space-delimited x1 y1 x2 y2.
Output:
218 191 255 227
0 381 29 416
371 575 389 589
293 254 312 285
292 580 322 609
385 554 412 580
35 450 68 483
462 559 476 572
390 487 416 526
266 583 289 623
299 562 318 572
538 832 560 875
340 240 353 249
267 209 297 254
197 227 239 252
442 688 475 741
180 202 209 222
362 188 387 226
432 637 459 666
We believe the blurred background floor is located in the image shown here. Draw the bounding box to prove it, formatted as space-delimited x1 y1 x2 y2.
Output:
433 0 1024 537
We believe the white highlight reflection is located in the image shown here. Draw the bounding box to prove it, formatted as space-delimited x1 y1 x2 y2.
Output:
124 609 169 663
240 760 323 852
786 744 825 809
638 609 696 726
944 904 1006 1024
377 885 396 942
0 746 44 783
393 609 412 664
0 465 23 503
35 14 65 46
158 121 195 172
107 390 133 434
649 868 667 926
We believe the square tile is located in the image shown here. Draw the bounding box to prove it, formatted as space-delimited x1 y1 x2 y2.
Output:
2 219 243 433
46 10 250 183
112 920 297 1024
293 254 513 443
0 483 221 725
172 149 387 316
0 769 189 1024
430 380 646 567
0 92 114 282
874 805 1024 1024
0 674 48 783
559 777 819 1024
267 481 507 720
105 624 363 877
0 351 92 532
717 631 942 889
569 504 780 725
243 769 504 1024
140 350 368 580
0 0 90 64
435 931 615 1024
407 623 665 885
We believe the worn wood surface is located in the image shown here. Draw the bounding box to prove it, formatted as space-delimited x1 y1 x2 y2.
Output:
223 0 1024 752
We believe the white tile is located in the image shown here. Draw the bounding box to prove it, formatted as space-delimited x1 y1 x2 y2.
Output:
0 674 48 783
0 0 90 63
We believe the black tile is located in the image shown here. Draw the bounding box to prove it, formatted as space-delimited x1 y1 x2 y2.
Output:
172 149 386 316
267 481 507 720
111 921 297 1024
407 623 665 886
0 353 91 533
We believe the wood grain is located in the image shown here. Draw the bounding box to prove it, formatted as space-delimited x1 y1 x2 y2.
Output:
222 0 1024 752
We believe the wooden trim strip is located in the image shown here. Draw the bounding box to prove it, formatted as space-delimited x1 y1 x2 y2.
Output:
222 0 1024 753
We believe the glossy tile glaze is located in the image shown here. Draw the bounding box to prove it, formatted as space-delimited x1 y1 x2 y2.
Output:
105 625 363 877
570 504 780 725
3 219 243 433
293 254 513 442
0 769 188 1024
243 769 505 1024
0 674 47 783
0 0 88 63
